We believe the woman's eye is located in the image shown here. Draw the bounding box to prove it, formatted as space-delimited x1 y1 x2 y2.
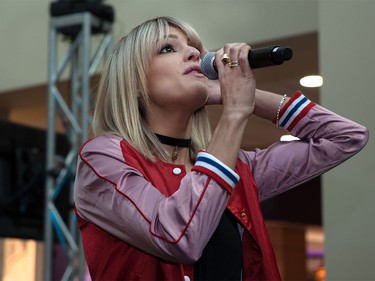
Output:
160 44 176 54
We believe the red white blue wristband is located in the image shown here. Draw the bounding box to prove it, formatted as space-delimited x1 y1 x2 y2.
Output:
192 151 239 193
275 91 315 131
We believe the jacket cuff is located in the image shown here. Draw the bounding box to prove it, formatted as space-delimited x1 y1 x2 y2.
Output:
192 151 239 193
275 91 316 131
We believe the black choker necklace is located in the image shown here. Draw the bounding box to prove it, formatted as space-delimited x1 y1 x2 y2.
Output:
155 133 191 161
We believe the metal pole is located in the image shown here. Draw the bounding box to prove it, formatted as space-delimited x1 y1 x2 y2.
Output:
44 12 113 280
44 17 58 281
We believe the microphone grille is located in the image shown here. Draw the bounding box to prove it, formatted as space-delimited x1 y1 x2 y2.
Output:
200 52 218 80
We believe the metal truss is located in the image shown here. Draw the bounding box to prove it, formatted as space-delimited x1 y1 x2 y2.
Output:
45 12 113 281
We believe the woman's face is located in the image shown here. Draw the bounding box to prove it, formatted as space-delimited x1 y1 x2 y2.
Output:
146 26 208 116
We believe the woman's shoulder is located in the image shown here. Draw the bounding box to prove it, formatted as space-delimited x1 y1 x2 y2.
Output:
80 133 124 155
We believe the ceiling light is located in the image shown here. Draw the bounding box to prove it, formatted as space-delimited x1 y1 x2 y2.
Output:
300 75 323 88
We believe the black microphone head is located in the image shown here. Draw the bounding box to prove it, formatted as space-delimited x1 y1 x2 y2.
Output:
200 52 218 80
271 46 293 64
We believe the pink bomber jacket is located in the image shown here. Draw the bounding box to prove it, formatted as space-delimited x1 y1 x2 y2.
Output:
74 92 368 281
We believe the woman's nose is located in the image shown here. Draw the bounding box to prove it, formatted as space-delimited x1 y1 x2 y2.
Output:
185 46 200 62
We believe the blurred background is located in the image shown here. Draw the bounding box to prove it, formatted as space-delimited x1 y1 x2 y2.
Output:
0 0 374 280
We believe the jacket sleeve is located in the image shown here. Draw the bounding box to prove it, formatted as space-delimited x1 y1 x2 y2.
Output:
239 91 369 201
74 136 239 264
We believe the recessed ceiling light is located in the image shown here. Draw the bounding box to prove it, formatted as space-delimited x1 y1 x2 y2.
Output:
300 75 323 88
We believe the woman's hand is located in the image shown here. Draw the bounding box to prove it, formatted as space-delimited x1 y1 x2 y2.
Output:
205 43 257 169
206 79 222 105
215 43 256 119
202 44 256 115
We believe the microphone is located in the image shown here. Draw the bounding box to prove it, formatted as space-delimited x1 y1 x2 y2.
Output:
200 46 293 80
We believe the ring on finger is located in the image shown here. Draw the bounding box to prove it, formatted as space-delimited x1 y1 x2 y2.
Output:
221 53 232 65
229 61 240 68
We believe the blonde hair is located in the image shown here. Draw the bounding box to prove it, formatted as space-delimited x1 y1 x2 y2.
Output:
93 16 212 161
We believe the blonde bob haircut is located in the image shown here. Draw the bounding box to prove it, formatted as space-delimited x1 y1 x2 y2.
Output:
93 16 212 162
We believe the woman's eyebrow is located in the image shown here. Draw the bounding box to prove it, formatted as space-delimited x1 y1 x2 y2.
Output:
166 34 178 39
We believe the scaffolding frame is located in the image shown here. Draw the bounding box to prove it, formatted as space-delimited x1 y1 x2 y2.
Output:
44 12 113 281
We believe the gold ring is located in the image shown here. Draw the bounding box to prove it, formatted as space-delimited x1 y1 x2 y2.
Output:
229 61 240 68
221 53 232 65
